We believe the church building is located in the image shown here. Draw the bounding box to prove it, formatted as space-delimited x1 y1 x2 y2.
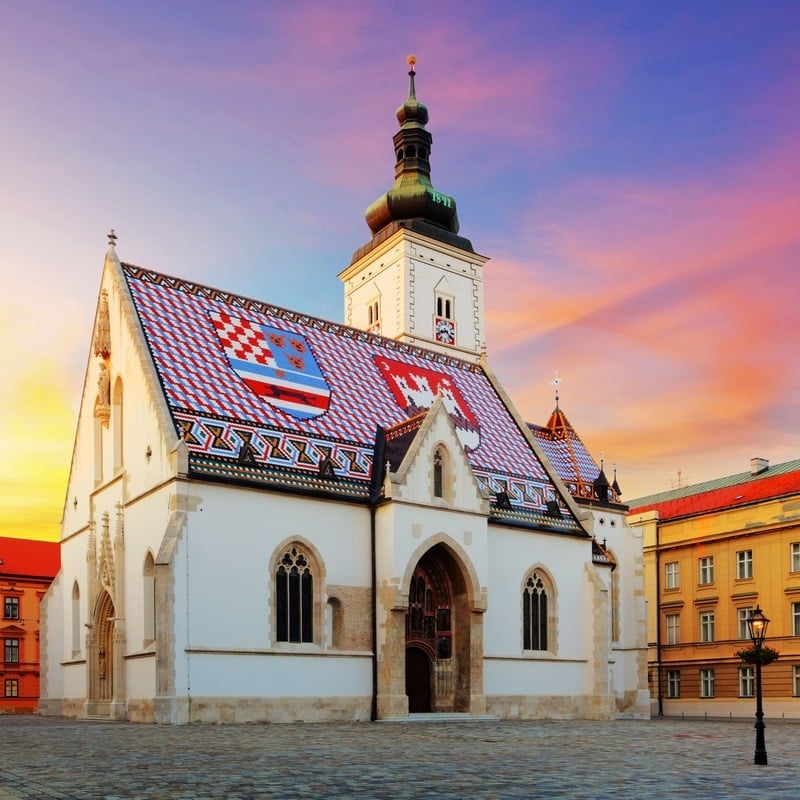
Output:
39 61 649 723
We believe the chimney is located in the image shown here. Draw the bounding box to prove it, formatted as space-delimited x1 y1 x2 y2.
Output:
750 457 769 475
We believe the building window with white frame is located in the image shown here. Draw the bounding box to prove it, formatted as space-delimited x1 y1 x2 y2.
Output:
793 602 800 637
665 613 680 645
736 550 753 580
737 607 753 640
700 610 715 643
699 556 714 585
3 638 19 664
793 666 800 697
791 542 800 573
739 666 754 698
700 668 715 698
665 561 679 590
666 670 680 698
3 596 19 620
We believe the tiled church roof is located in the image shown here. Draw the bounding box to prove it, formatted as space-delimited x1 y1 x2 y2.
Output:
528 407 623 505
123 264 582 531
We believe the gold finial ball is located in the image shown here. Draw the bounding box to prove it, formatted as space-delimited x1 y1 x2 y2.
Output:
407 54 417 69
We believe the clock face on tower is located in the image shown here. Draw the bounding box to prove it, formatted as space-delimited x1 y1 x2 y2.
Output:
434 316 456 344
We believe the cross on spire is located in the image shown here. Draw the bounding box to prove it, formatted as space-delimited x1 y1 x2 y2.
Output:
551 371 562 408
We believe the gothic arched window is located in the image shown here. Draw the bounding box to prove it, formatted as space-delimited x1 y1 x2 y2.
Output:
433 448 444 498
275 546 314 643
523 570 549 651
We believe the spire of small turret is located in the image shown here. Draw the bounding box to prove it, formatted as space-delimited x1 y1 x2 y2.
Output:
612 463 622 497
364 56 460 238
104 228 121 269
593 452 610 501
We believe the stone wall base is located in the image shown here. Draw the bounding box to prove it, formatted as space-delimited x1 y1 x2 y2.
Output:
176 696 372 724
615 689 651 719
37 698 85 718
486 693 615 721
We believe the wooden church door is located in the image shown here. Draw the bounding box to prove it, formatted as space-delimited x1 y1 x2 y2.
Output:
405 554 453 712
405 647 432 712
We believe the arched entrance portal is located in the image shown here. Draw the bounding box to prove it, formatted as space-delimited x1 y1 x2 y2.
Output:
88 590 115 714
405 545 467 713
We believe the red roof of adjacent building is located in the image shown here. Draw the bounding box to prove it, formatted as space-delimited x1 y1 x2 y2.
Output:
628 460 800 521
0 537 60 580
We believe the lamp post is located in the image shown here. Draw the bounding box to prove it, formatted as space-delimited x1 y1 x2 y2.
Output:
746 606 769 766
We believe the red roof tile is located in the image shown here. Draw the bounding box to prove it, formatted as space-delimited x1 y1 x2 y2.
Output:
0 537 60 579
629 469 800 520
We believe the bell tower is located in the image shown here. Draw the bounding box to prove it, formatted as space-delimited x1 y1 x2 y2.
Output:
339 57 489 362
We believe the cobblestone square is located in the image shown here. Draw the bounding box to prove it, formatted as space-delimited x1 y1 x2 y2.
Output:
1 716 798 799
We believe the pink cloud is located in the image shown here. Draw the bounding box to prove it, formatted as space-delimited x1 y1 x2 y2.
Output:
485 135 800 493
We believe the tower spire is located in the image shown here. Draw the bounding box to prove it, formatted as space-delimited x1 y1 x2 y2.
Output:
364 56 460 238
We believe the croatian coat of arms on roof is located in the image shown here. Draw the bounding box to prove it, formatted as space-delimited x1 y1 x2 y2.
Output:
374 355 480 451
210 311 331 420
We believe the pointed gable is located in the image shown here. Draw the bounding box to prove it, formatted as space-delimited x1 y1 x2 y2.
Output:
121 264 582 532
381 396 487 514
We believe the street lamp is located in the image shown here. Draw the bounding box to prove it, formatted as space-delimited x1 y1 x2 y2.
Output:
746 606 770 766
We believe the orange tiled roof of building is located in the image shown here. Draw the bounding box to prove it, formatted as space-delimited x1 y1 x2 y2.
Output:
627 459 800 521
0 537 60 579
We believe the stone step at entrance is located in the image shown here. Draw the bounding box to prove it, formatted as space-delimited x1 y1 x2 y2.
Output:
381 712 499 723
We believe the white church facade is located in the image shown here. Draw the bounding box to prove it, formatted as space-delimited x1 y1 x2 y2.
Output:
39 63 649 724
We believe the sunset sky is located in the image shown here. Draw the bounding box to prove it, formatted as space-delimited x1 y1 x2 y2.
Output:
1 1 798 541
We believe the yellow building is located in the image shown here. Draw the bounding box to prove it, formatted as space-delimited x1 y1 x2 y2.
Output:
629 458 800 719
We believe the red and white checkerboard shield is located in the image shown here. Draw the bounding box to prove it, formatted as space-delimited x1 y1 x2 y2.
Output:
210 311 330 419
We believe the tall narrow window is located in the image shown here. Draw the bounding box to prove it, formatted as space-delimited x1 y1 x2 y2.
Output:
700 610 715 643
736 550 753 580
367 299 380 334
665 613 680 645
71 582 81 656
699 556 714 585
4 638 19 664
435 295 453 319
664 561 679 590
791 542 800 573
433 448 443 498
793 602 800 637
666 670 680 698
4 679 18 698
523 571 549 651
275 547 313 643
112 377 124 471
737 607 753 640
326 597 343 649
700 668 715 698
143 553 156 644
793 666 800 697
739 666 754 698
3 596 19 620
